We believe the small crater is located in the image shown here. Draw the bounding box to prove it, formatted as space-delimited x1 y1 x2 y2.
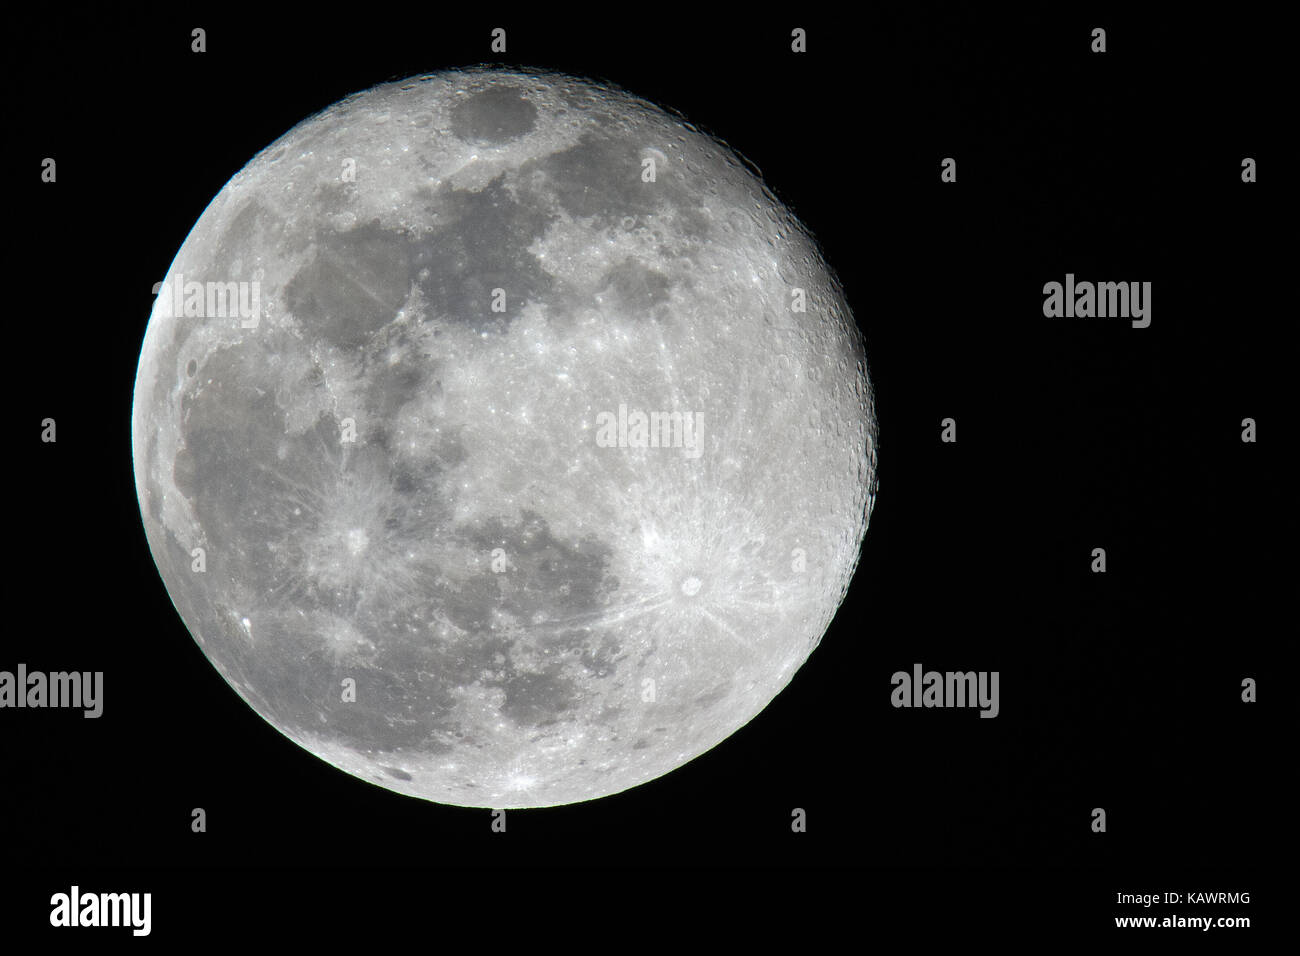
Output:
384 766 412 781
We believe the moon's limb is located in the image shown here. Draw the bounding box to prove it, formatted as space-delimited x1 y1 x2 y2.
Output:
132 67 878 807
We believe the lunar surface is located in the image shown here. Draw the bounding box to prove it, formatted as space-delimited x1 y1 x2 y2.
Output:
131 67 878 807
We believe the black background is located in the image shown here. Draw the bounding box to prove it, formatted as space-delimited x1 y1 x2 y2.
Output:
6 4 1278 938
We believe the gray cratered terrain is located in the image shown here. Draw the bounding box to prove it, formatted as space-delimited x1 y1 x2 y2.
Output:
132 67 878 807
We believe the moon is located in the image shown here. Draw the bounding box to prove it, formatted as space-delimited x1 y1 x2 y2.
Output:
131 67 878 808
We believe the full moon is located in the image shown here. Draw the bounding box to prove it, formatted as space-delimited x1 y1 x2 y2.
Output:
132 67 878 807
